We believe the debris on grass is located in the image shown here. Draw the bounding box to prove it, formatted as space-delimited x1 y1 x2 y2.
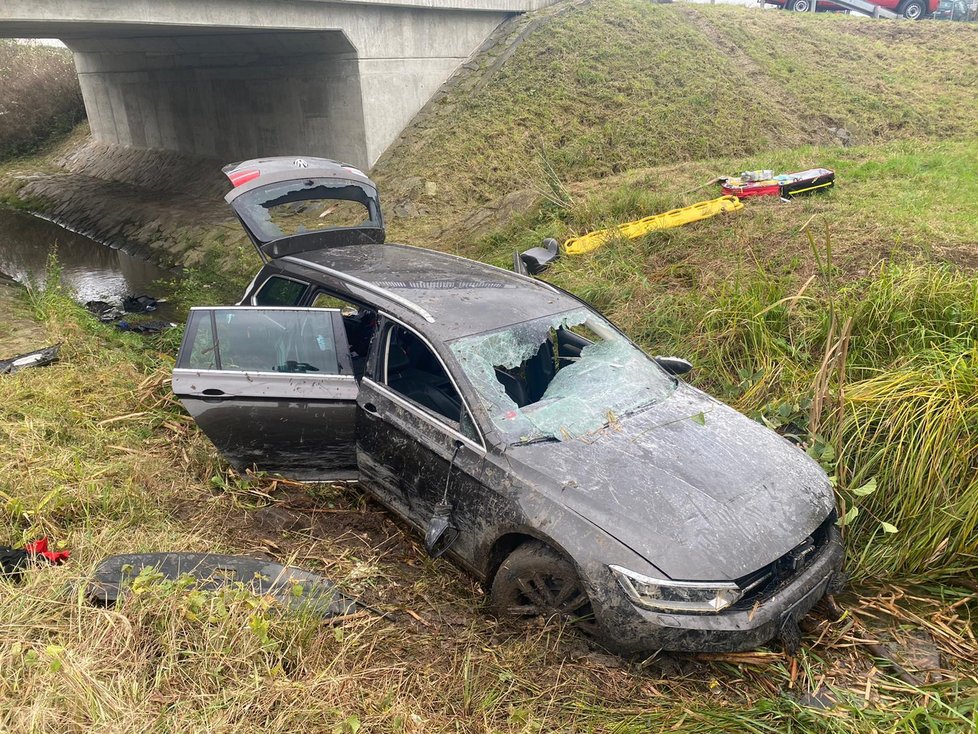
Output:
0 537 70 579
563 195 743 255
87 552 357 618
719 167 835 199
0 343 60 374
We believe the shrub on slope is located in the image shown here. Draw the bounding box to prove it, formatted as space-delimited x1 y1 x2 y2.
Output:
0 41 85 160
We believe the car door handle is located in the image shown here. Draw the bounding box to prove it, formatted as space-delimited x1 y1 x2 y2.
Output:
363 402 378 414
201 388 225 396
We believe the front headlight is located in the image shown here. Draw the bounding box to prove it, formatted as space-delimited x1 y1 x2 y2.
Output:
609 565 743 613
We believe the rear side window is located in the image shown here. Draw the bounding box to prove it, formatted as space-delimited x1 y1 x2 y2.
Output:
185 314 216 368
178 308 350 375
254 276 307 306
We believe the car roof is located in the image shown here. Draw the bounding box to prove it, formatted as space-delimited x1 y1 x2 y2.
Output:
284 244 582 340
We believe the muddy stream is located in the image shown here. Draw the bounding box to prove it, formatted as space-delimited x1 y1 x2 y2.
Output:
0 208 178 321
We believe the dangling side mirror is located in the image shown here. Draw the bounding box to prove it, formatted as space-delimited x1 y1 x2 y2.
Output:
425 440 464 558
655 356 693 376
425 500 459 558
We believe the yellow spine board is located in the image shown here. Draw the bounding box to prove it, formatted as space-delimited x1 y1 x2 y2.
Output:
563 195 744 256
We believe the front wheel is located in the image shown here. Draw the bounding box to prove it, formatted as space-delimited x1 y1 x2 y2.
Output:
786 0 813 11
898 0 926 18
491 541 600 638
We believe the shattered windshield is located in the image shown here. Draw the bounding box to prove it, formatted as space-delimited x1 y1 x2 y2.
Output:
449 308 676 444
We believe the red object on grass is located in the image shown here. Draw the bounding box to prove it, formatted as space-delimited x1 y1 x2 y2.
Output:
23 538 70 564
721 181 782 198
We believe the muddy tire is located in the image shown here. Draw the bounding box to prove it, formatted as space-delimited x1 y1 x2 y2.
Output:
491 541 600 638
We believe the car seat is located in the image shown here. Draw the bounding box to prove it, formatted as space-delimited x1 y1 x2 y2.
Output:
523 341 557 403
387 332 462 422
494 368 528 407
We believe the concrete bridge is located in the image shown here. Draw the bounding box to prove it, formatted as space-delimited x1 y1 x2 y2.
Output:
0 0 551 168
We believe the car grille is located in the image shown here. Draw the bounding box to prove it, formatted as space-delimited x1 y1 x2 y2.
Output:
728 512 835 611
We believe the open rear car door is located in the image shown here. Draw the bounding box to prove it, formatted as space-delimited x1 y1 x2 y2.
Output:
172 306 359 480
223 157 384 262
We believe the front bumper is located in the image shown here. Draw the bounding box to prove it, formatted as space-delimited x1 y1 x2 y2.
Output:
590 525 845 654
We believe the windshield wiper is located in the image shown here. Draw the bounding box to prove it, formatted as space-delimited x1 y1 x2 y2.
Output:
513 435 560 447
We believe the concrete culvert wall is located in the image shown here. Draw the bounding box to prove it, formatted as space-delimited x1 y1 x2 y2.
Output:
68 31 369 169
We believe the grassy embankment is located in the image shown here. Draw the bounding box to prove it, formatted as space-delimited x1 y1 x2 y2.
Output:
2 1 978 730
377 0 978 243
2 274 976 734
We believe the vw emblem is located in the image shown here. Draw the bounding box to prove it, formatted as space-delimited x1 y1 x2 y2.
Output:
293 158 309 168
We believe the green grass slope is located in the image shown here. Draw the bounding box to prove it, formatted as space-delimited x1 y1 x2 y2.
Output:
376 0 978 226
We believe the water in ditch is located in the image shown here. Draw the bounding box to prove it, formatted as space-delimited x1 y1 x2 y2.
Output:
0 207 178 320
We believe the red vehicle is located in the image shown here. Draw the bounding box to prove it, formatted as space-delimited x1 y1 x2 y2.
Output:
768 0 936 19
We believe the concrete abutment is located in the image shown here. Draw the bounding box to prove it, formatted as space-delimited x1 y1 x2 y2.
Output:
0 0 550 168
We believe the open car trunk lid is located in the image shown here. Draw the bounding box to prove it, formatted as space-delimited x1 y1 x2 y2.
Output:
223 157 385 262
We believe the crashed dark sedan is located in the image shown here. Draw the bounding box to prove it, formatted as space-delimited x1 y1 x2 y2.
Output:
172 157 844 654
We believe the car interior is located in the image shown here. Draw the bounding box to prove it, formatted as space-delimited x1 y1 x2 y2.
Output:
311 292 377 379
384 325 463 424
246 275 600 419
493 328 592 408
253 276 307 307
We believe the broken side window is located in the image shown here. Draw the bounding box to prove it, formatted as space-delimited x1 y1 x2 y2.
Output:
449 308 676 444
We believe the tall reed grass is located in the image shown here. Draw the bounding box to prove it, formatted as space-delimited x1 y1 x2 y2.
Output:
620 259 978 583
0 41 84 159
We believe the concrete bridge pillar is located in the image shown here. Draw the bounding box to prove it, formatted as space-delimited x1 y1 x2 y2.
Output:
0 0 547 168
67 33 371 168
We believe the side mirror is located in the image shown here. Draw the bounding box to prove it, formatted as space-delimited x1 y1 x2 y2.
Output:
655 356 693 376
424 500 459 558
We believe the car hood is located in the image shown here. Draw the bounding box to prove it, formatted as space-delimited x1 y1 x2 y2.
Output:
505 384 834 581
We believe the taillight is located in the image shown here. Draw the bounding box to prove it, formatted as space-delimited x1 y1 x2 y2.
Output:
227 169 260 187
